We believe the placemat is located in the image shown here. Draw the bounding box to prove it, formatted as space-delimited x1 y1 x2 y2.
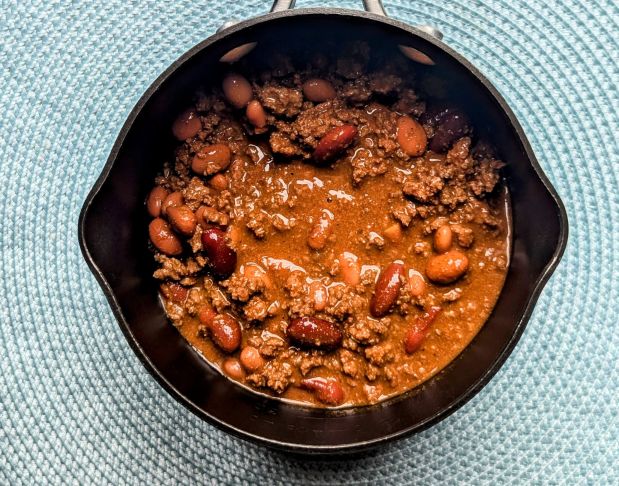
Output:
1 0 617 484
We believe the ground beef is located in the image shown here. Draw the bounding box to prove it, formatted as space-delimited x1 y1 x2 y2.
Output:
258 84 303 117
391 200 418 227
403 137 502 210
345 317 389 345
452 224 475 248
246 210 269 238
339 349 365 378
340 79 372 103
246 360 293 393
243 296 269 322
392 88 425 117
296 352 325 376
181 177 214 211
221 273 265 302
365 343 395 366
153 254 206 281
258 336 286 358
324 285 366 320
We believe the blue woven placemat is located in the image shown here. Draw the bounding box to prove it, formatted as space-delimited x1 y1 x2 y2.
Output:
1 0 617 483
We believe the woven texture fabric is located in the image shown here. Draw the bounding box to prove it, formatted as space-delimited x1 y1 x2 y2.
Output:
1 0 617 483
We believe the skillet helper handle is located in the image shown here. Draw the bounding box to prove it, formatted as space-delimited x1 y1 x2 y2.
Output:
271 0 387 15
269 1 442 39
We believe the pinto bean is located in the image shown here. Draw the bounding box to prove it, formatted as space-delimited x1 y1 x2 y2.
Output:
210 314 242 353
313 125 357 163
222 73 253 109
434 225 453 253
426 250 469 284
209 173 229 191
240 346 265 372
407 269 426 297
370 262 405 317
383 223 403 242
307 210 333 250
167 205 197 237
222 358 245 380
246 100 267 128
404 306 441 354
161 191 184 216
287 316 342 349
171 109 201 140
146 186 169 218
302 78 336 102
309 281 328 311
201 227 237 278
159 282 188 303
300 377 344 406
397 115 427 156
338 252 361 286
149 218 182 256
192 144 232 176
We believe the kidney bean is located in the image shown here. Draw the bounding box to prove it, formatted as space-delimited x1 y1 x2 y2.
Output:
192 143 232 176
425 250 469 284
222 358 245 380
407 269 426 297
339 252 361 286
222 73 253 109
422 106 470 152
287 316 342 349
159 282 188 303
370 262 405 317
210 314 242 353
300 377 344 406
383 223 403 242
146 186 169 218
198 305 217 327
246 100 267 128
149 218 183 256
307 210 333 250
404 306 441 354
397 115 427 156
161 191 184 216
240 346 265 372
313 124 357 163
171 109 201 140
309 281 328 311
209 173 229 191
201 227 237 278
302 78 336 102
167 205 197 237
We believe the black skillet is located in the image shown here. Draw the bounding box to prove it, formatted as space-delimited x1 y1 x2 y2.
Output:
78 0 568 453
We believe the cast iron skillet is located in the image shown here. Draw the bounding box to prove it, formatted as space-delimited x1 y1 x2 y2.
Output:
78 0 568 454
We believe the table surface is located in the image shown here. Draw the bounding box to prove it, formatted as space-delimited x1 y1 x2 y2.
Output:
1 0 617 484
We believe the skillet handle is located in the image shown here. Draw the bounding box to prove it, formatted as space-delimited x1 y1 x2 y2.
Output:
271 0 387 15
269 1 442 39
